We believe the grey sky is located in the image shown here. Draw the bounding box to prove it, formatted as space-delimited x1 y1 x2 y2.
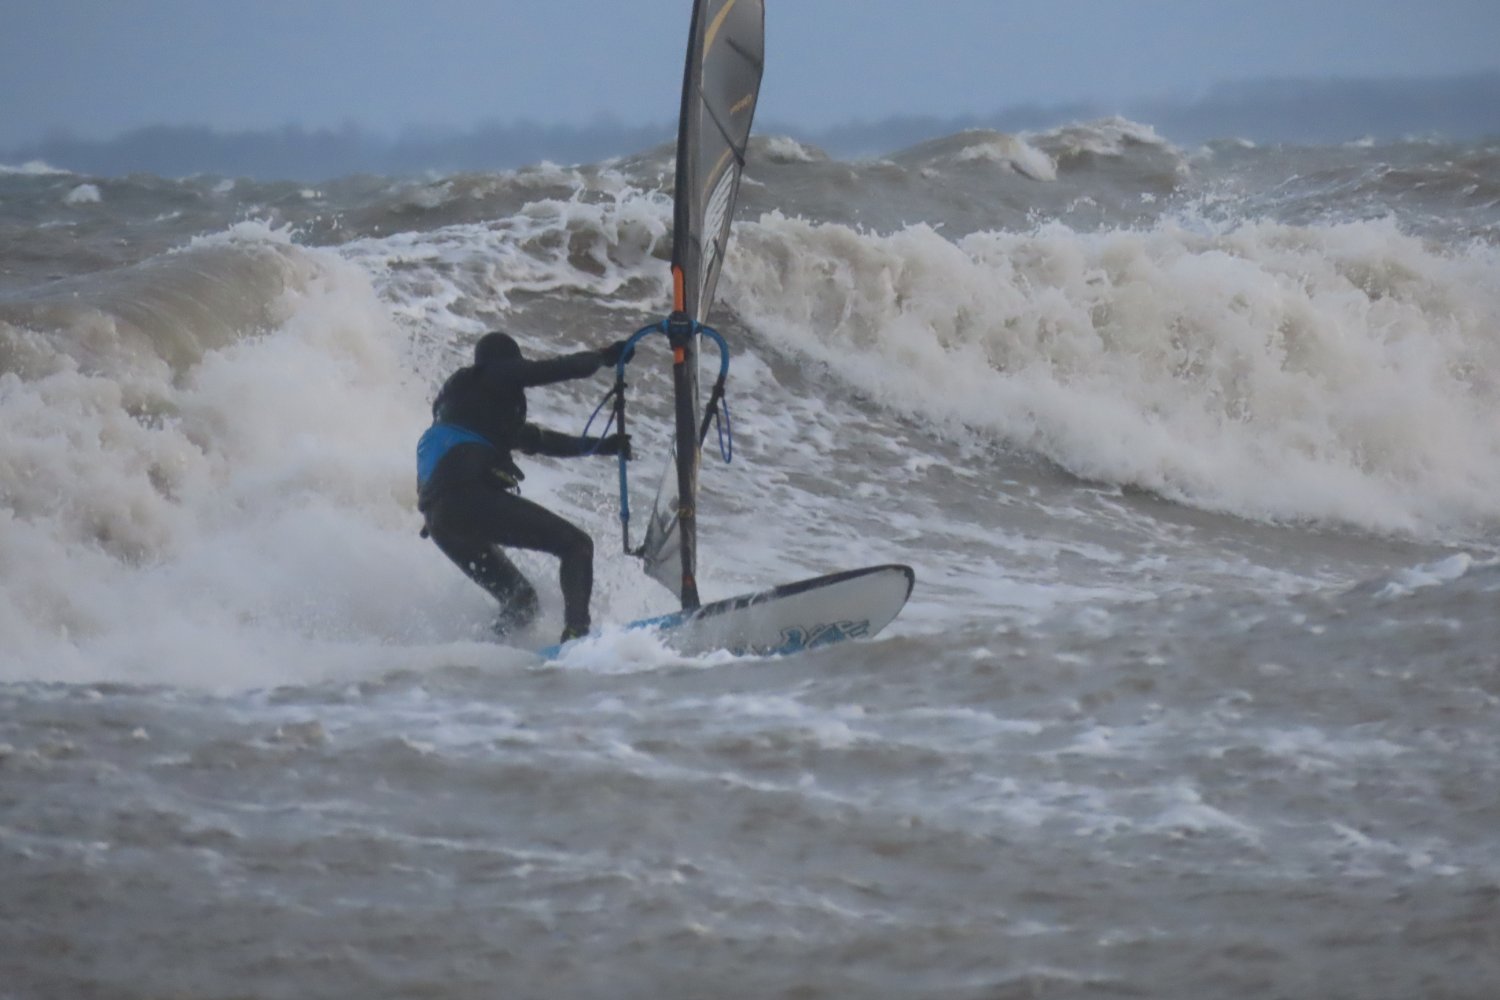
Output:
4 0 1498 147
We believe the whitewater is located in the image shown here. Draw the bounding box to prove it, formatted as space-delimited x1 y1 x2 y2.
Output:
3 120 1499 998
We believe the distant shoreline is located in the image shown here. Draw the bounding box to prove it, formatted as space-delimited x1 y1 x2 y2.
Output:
6 73 1497 182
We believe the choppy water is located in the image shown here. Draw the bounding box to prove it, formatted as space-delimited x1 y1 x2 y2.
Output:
3 119 1500 998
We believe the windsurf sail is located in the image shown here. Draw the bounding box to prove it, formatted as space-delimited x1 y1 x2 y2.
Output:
640 0 764 610
673 0 764 328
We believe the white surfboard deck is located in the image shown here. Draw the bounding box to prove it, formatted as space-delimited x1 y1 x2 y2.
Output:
537 564 914 660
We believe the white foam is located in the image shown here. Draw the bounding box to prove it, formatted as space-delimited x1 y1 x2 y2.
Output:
1028 116 1175 158
955 134 1057 181
1376 553 1479 599
727 212 1500 540
0 160 72 176
1258 726 1408 769
0 231 466 687
64 183 101 205
342 186 673 325
760 136 821 164
549 623 737 674
1144 782 1262 843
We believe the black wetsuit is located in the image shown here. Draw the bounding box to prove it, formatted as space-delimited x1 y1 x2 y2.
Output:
417 336 619 638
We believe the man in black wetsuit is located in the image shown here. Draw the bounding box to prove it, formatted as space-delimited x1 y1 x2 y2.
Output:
417 330 632 643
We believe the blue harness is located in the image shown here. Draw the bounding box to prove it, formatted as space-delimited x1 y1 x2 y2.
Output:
416 423 494 488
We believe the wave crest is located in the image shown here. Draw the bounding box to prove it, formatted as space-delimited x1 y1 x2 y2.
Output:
728 211 1500 537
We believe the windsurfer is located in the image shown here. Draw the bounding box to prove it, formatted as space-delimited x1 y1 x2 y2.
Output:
417 331 632 643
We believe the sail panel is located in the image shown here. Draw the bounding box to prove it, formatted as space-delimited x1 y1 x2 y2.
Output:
641 0 763 609
640 451 684 598
674 0 764 323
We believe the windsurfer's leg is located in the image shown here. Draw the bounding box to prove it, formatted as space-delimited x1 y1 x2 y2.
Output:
425 488 540 634
433 532 540 634
482 494 594 636
425 483 594 636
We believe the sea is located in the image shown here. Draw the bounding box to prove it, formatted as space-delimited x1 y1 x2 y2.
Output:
3 118 1499 999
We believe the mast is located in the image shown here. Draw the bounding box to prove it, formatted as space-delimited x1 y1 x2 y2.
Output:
669 0 705 610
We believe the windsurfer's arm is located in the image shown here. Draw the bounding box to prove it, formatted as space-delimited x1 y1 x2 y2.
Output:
476 351 599 390
485 340 631 390
518 424 630 459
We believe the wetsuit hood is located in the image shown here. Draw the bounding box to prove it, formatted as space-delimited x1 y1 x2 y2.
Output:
474 331 521 366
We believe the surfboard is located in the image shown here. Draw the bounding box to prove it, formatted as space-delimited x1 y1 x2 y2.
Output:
537 565 915 659
542 0 914 661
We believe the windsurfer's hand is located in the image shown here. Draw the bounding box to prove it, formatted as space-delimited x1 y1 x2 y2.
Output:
599 339 635 368
600 432 632 460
